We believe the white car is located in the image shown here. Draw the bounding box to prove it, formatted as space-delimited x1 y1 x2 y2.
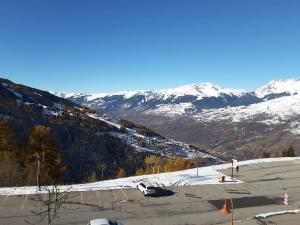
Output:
87 218 123 225
137 182 156 196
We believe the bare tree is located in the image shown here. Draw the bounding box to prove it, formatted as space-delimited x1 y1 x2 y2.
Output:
27 186 72 225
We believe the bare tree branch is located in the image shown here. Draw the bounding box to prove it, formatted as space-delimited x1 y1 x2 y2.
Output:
26 186 73 225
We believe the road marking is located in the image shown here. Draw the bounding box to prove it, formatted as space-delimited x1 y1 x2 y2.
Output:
121 188 128 201
20 195 28 210
0 195 8 208
43 193 47 201
80 192 83 207
180 185 186 194
96 191 102 207
112 189 118 202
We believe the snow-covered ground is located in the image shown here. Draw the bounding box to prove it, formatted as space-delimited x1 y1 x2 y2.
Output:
195 93 300 124
1 157 299 196
86 112 121 129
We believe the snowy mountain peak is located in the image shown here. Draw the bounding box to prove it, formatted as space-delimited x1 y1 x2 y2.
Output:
255 78 300 98
156 82 245 100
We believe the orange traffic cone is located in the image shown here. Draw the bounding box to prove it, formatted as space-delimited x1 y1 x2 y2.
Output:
220 199 231 215
219 198 234 225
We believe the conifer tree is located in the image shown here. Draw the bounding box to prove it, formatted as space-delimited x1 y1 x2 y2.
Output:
262 151 270 158
24 125 66 185
0 120 21 186
0 120 14 152
286 145 296 157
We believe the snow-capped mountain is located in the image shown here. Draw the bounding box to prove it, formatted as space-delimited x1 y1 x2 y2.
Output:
255 78 300 98
53 82 249 116
53 78 300 160
53 79 300 119
55 82 244 101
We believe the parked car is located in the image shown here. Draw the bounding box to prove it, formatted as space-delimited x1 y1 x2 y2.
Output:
87 218 123 225
137 181 156 196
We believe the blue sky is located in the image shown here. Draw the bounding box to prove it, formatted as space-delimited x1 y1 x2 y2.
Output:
0 0 300 93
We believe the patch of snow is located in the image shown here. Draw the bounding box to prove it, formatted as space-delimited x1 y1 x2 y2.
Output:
42 106 59 116
2 83 23 99
85 93 113 101
33 92 43 97
86 113 121 129
53 102 62 110
256 209 300 219
289 121 300 135
149 103 194 116
16 99 23 107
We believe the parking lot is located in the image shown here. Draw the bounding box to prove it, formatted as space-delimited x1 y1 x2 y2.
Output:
1 159 300 225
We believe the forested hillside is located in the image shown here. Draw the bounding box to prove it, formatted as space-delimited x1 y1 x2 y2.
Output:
0 78 212 187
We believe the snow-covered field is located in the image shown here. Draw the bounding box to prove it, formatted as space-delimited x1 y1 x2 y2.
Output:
1 157 299 196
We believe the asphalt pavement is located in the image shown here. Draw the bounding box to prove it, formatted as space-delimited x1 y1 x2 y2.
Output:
1 159 300 225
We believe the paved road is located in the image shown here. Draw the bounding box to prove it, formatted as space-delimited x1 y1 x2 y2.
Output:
1 160 300 225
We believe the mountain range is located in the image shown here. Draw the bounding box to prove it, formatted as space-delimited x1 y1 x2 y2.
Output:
53 78 300 160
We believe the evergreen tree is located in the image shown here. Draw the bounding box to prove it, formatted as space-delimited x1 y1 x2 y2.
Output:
0 120 14 152
24 125 66 185
0 120 21 186
262 151 270 158
0 151 20 186
286 145 296 157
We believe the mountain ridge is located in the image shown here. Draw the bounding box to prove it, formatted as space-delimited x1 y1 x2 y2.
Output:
53 78 300 160
53 78 300 100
